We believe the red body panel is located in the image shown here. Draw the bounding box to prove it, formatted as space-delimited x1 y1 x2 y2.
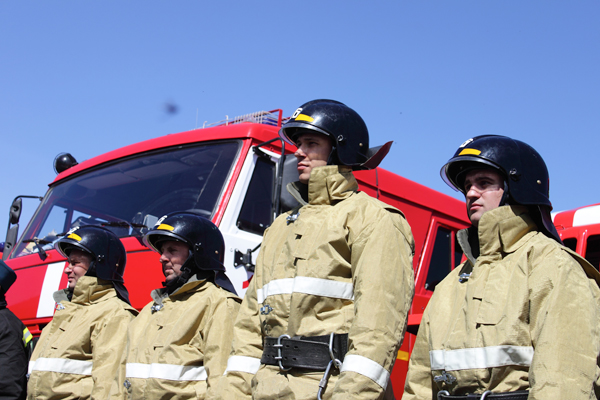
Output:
553 203 600 271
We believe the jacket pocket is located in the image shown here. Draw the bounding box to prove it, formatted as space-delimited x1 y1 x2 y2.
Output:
291 219 322 261
475 262 510 325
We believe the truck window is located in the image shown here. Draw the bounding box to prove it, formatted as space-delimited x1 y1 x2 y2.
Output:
425 226 462 291
237 157 275 235
12 141 240 258
585 235 600 270
563 237 577 252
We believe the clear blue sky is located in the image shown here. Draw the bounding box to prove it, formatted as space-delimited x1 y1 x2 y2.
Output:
1 1 599 237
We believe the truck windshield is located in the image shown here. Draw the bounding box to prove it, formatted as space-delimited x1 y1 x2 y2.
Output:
12 141 240 259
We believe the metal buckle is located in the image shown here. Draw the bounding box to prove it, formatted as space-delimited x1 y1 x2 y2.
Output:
317 333 343 400
437 390 450 400
151 304 163 313
433 371 457 385
480 391 492 400
260 304 273 315
274 334 291 371
286 212 299 225
458 272 471 282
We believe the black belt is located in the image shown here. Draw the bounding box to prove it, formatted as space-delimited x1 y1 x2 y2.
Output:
261 333 348 371
437 390 529 400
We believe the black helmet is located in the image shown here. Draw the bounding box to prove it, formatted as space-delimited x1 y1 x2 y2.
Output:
441 135 560 242
0 260 17 294
279 99 392 170
55 225 130 303
143 212 236 295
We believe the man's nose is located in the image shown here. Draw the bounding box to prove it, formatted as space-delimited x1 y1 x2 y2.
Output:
465 185 481 199
294 146 306 158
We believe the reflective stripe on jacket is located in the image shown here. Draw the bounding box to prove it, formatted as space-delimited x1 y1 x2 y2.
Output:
402 205 600 400
218 165 415 400
27 276 137 400
113 278 240 400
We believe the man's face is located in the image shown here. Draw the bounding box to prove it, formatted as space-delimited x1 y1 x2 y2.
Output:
64 249 92 290
294 132 333 184
159 240 190 282
463 168 505 227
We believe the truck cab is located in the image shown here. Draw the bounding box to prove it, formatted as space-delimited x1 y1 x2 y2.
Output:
553 203 600 270
3 109 469 395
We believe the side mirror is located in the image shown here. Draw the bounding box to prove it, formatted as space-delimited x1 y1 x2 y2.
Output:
3 195 43 260
8 197 22 225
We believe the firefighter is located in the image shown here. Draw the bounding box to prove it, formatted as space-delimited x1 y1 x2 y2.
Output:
0 260 31 400
402 135 600 399
217 99 415 400
112 212 241 399
27 225 137 400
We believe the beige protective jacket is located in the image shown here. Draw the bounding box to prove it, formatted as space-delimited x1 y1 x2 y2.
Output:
112 277 240 400
403 205 600 399
218 165 415 400
27 276 137 400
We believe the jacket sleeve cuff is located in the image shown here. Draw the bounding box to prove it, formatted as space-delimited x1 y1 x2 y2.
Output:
224 355 261 375
340 354 389 389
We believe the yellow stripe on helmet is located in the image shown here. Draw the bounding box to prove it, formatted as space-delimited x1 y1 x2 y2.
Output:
295 114 314 123
157 224 175 231
67 233 82 241
458 148 481 156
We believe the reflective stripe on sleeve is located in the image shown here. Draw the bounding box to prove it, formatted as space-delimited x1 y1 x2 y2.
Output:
256 277 354 304
22 327 33 347
29 358 93 376
340 354 390 389
429 345 534 371
126 363 207 381
224 355 262 375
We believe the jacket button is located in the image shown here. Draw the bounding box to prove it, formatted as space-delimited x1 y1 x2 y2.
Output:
124 379 131 390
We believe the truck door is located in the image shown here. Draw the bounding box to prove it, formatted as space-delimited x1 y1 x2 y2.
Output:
219 150 278 297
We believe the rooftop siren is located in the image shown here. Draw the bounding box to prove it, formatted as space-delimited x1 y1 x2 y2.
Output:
54 153 78 174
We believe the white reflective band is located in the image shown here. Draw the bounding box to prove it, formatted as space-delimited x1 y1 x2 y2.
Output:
29 358 92 376
126 363 207 381
340 354 389 389
573 205 600 227
256 277 354 304
430 345 534 371
224 355 262 375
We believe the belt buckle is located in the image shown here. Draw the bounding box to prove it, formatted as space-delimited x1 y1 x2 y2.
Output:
274 334 291 371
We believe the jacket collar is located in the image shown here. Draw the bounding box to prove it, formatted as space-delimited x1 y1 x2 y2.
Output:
53 276 118 305
458 205 538 262
287 165 358 206
151 274 206 304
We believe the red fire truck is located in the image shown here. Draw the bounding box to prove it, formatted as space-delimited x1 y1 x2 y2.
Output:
552 203 600 270
2 109 470 394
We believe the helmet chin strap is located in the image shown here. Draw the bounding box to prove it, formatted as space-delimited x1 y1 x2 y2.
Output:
499 181 510 206
326 146 340 166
